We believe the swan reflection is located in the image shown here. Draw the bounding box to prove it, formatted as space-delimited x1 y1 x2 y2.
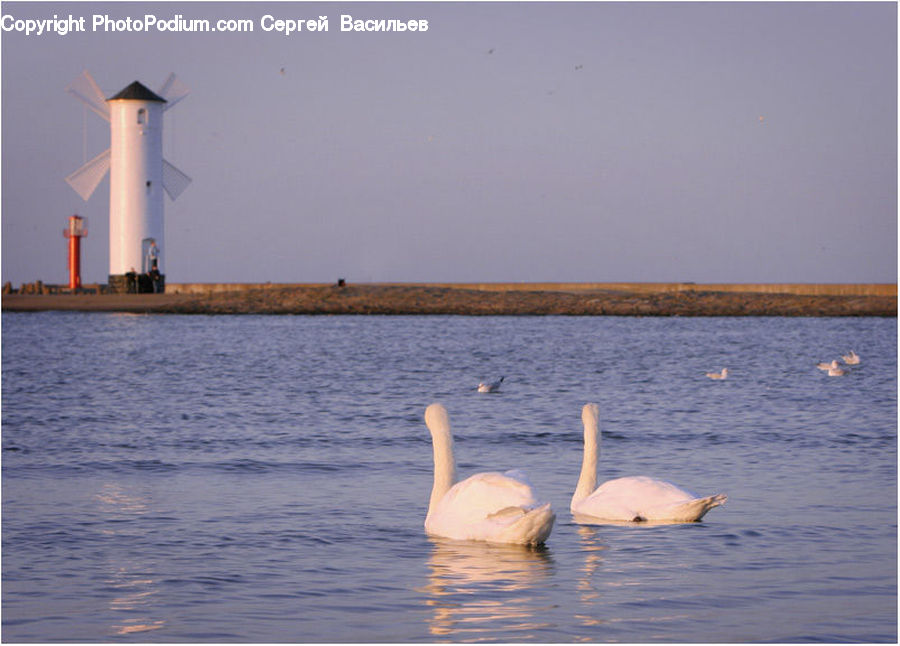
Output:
421 538 554 640
574 524 610 640
95 483 166 636
572 525 693 640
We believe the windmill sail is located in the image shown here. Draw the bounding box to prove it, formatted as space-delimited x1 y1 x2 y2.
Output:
162 159 192 200
65 148 111 201
66 70 110 122
157 73 190 111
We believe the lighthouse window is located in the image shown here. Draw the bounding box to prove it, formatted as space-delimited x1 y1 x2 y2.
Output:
137 108 146 125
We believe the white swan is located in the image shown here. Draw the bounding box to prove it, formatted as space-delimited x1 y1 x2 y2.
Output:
842 350 860 365
817 359 840 371
827 365 847 376
571 404 727 523
706 368 728 380
424 403 555 545
477 376 504 393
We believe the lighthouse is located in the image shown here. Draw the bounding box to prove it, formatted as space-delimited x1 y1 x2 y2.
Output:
63 215 87 290
65 71 191 293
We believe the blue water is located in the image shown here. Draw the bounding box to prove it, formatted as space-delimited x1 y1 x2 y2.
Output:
2 313 896 642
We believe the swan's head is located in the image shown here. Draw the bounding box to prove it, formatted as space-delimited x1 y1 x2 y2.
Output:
425 403 451 437
722 368 729 377
582 403 600 437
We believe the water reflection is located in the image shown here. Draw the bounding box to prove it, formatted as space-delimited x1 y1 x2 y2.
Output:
573 525 609 640
95 483 166 637
572 524 695 640
106 566 166 636
421 538 555 641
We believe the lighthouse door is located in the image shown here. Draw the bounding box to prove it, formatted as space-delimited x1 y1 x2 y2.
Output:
141 237 158 274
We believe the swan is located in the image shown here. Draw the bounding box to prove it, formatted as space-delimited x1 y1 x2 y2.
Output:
571 404 727 523
827 365 847 376
842 350 860 365
817 359 840 371
706 368 728 380
477 376 504 393
424 403 555 545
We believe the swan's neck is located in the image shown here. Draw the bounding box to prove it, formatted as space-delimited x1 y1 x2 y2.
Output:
572 420 599 508
428 428 456 519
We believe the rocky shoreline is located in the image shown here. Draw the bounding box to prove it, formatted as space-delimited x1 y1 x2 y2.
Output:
2 283 896 316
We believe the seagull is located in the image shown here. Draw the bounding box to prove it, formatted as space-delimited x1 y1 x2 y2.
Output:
817 359 840 371
842 350 860 365
477 376 504 393
705 368 728 380
828 365 847 377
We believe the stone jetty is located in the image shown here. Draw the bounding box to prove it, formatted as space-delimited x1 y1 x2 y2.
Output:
2 282 895 316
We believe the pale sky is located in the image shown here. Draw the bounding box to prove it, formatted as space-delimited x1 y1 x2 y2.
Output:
1 1 896 286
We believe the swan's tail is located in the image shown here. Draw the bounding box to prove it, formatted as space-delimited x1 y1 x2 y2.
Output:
652 493 727 523
495 503 556 546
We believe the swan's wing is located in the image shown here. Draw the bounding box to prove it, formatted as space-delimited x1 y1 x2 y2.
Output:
433 472 537 525
646 493 727 522
427 472 554 545
596 476 696 502
450 472 536 507
487 506 527 520
576 476 696 521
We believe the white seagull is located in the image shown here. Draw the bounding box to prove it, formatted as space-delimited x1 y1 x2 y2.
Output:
842 350 860 365
477 376 505 393
424 403 555 545
706 368 728 380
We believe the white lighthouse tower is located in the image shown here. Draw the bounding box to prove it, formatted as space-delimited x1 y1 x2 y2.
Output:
65 71 191 292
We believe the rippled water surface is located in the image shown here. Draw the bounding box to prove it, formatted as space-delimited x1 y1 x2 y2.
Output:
2 313 896 642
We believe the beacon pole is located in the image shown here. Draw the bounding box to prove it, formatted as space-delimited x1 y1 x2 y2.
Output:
63 215 87 290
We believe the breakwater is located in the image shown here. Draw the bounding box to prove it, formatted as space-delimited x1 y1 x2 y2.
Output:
164 282 897 297
2 282 896 316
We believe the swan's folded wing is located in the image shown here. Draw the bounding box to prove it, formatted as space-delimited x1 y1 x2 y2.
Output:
573 495 640 522
487 506 527 520
597 476 696 505
438 472 538 524
647 493 727 522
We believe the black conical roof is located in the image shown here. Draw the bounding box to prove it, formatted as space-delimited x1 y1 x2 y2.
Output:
108 81 166 102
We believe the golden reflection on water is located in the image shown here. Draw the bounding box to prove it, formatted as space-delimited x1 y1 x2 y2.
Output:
420 538 554 641
573 524 609 641
95 483 166 636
